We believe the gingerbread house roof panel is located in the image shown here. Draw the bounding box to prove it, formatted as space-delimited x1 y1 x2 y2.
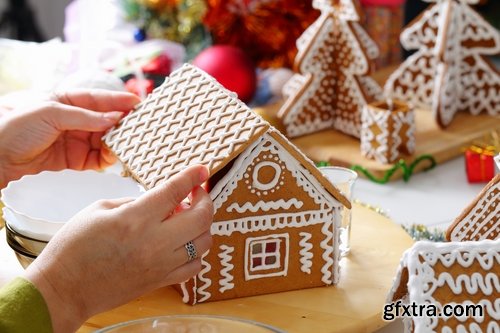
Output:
446 174 499 241
104 64 269 189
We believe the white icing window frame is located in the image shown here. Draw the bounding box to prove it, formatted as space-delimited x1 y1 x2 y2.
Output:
244 234 289 281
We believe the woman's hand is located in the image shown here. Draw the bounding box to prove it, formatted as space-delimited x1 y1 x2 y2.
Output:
24 165 214 333
0 89 140 188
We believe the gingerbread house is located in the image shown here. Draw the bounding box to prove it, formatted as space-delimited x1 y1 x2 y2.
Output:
103 64 351 304
446 174 499 242
388 240 500 333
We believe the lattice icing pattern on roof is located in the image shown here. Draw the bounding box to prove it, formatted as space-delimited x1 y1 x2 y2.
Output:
104 64 269 189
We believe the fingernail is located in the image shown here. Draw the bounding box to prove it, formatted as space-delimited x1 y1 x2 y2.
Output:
199 166 209 183
103 111 124 122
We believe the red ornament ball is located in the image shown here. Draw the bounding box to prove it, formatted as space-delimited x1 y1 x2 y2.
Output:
192 45 257 103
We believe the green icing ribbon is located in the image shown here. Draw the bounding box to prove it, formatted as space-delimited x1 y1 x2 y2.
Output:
350 154 437 184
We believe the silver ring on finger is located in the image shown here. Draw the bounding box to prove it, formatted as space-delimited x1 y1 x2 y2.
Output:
185 241 198 262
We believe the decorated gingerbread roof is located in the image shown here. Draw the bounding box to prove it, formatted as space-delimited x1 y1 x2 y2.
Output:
104 64 349 208
104 64 269 189
388 240 500 333
446 174 499 241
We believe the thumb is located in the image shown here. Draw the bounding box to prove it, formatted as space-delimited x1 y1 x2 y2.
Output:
46 102 123 132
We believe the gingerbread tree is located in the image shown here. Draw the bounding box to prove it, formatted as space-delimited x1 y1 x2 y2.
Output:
385 0 500 127
278 0 382 139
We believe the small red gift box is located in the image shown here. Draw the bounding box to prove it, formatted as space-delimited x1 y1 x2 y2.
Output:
465 147 495 183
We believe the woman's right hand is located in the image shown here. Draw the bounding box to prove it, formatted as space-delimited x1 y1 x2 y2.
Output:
24 165 214 333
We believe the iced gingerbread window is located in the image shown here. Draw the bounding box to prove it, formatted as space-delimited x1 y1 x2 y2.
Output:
245 234 289 281
244 151 286 197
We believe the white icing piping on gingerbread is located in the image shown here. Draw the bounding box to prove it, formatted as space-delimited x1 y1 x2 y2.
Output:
196 253 212 303
180 281 189 303
299 232 313 274
218 245 235 293
227 199 304 213
320 218 335 284
432 272 499 296
441 321 498 333
211 209 330 236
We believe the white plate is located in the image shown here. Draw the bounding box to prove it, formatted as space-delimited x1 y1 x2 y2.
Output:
1 170 144 238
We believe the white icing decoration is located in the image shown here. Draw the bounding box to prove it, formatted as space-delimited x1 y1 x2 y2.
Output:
180 281 189 303
218 245 235 293
192 278 197 305
212 209 331 236
244 234 289 281
196 252 212 303
252 161 282 191
299 232 313 274
388 239 500 332
226 199 304 213
320 218 335 284
431 272 499 295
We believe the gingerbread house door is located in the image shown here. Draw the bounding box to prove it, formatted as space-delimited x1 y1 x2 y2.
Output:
193 130 342 303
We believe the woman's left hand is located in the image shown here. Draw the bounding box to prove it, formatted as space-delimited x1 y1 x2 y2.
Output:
0 89 140 188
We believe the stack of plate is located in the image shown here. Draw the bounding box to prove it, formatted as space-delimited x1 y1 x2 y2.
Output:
1 170 144 268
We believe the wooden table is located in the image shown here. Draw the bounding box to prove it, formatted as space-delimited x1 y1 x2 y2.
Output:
0 203 413 333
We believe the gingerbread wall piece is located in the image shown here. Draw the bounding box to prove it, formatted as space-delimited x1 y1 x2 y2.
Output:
385 0 500 128
278 0 382 139
104 64 350 304
446 174 499 241
388 240 500 333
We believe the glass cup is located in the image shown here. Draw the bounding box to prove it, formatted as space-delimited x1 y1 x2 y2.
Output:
319 166 358 257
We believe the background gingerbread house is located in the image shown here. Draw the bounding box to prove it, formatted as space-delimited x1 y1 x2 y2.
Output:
104 64 350 304
388 240 500 333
